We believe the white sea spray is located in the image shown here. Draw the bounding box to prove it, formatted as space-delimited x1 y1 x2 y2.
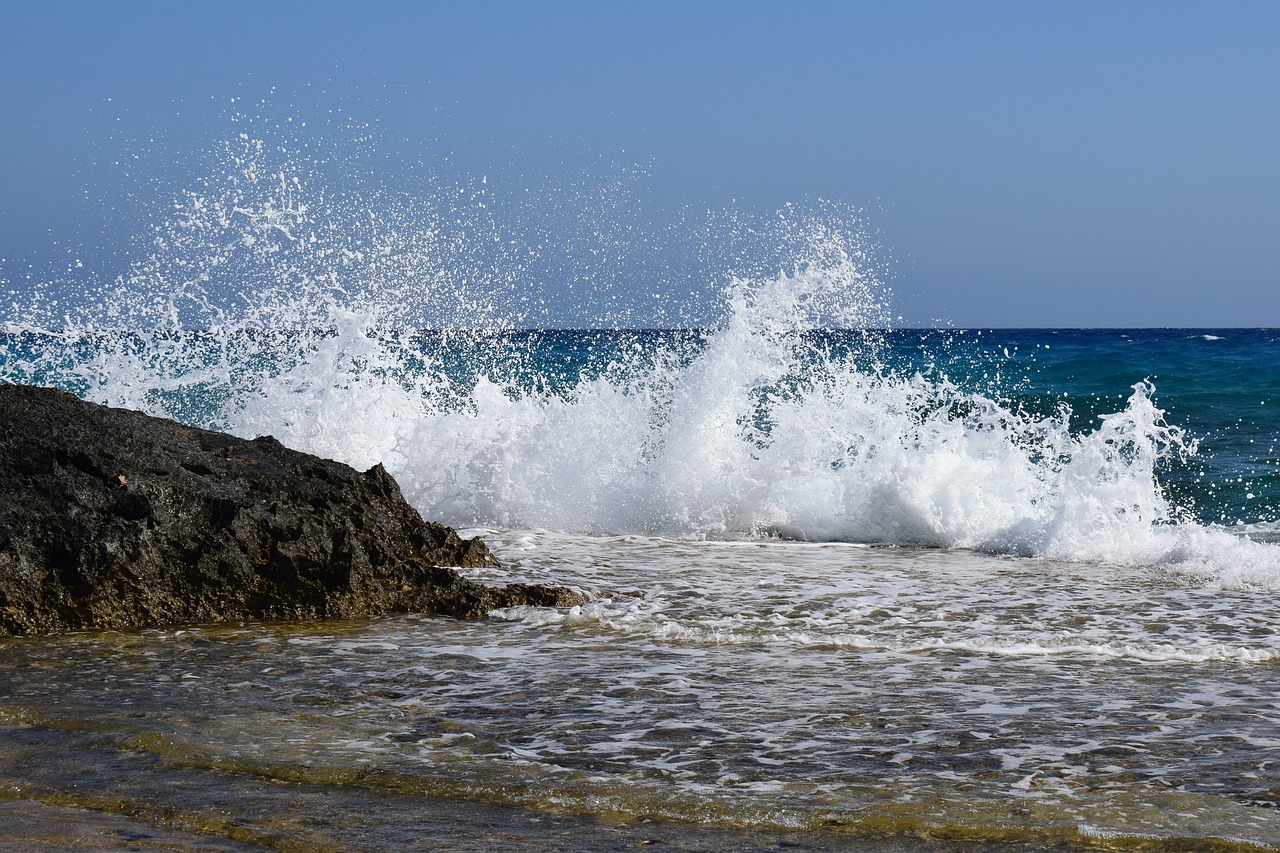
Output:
2 124 1277 590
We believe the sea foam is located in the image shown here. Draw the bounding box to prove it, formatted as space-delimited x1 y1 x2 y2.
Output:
3 124 1277 589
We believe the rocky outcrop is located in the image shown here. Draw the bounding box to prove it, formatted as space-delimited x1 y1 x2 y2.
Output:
0 384 585 635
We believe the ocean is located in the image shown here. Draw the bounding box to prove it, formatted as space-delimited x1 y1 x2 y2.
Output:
2 129 1279 851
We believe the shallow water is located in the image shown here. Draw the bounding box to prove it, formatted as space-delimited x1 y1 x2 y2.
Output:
3 531 1278 851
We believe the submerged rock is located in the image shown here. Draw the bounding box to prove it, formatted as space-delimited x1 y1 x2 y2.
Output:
0 384 585 635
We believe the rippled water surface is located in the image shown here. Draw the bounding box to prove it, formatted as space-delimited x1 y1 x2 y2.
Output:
4 531 1279 851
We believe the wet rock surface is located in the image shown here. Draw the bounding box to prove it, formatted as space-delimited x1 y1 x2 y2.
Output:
0 384 585 635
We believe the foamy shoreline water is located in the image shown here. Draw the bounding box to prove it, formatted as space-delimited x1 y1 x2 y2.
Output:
4 319 1279 849
3 530 1280 851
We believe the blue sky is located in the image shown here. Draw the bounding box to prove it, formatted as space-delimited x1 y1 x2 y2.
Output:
1 0 1277 327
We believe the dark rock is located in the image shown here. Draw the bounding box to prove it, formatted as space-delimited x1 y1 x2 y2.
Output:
0 384 586 635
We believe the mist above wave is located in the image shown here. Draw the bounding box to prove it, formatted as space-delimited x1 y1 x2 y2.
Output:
2 115 1277 588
